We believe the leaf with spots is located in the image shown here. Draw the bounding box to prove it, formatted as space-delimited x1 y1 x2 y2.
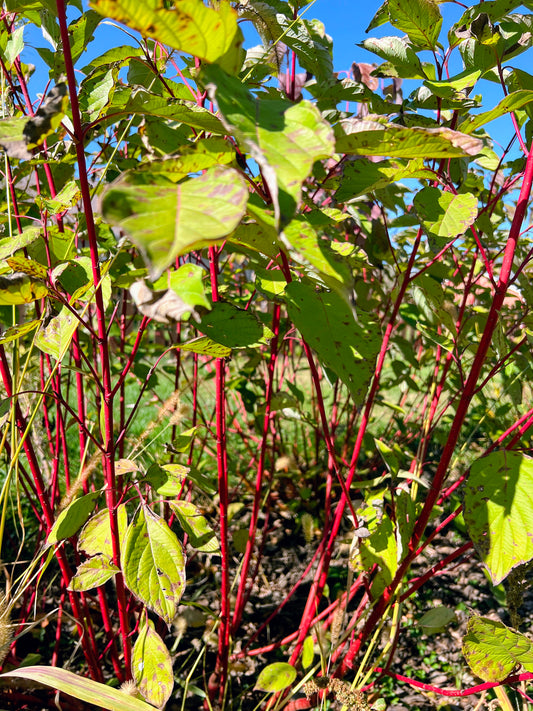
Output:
464 452 533 585
89 0 244 74
78 505 128 558
387 0 442 50
133 618 173 708
197 301 264 348
463 616 533 682
123 507 186 623
335 119 483 158
285 282 381 405
101 165 248 279
68 554 120 592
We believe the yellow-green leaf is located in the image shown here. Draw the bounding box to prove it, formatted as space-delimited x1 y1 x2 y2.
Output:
133 619 173 708
123 507 186 623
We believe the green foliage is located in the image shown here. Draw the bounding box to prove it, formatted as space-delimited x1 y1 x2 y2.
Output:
2 0 533 708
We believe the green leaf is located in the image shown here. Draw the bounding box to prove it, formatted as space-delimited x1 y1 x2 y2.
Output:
123 506 186 623
152 263 210 310
335 158 433 200
133 619 173 708
136 138 236 183
0 320 40 346
335 119 483 158
103 87 226 134
78 505 128 558
177 336 231 359
68 10 101 65
463 616 533 682
424 68 482 99
0 272 48 306
254 662 296 692
387 0 442 50
204 65 335 225
68 554 120 591
101 166 248 278
413 188 478 249
170 501 220 553
34 306 79 360
4 26 24 65
36 180 81 215
229 221 281 259
0 667 156 711
145 463 189 497
81 44 144 74
282 217 352 292
301 636 314 669
461 90 533 133
237 3 333 80
285 282 381 405
79 66 118 122
419 606 456 634
464 451 533 585
197 302 263 348
360 36 427 79
90 0 244 73
47 492 101 545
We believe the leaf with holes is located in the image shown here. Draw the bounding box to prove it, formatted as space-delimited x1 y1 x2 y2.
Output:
123 507 186 623
387 0 442 50
464 452 533 585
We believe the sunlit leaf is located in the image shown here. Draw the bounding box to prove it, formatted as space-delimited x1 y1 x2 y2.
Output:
68 554 120 591
133 619 173 708
413 187 478 249
47 492 101 545
0 667 155 711
204 65 335 225
463 616 533 682
123 506 186 623
90 0 243 73
0 319 40 345
335 119 483 157
387 0 442 50
285 282 381 405
464 451 533 585
254 662 296 692
170 501 220 553
102 166 248 278
78 505 129 558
